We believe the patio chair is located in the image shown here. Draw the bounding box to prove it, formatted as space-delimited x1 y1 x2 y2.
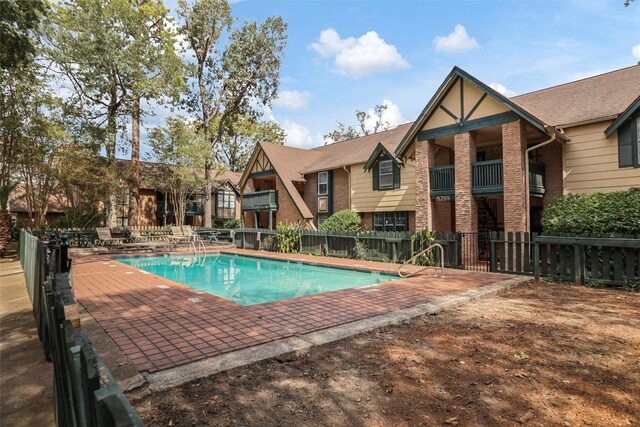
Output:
95 227 124 246
182 225 200 242
165 226 192 243
128 228 148 243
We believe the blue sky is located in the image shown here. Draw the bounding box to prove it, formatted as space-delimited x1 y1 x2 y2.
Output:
149 0 640 153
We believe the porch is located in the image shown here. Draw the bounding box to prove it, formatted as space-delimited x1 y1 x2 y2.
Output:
242 189 278 229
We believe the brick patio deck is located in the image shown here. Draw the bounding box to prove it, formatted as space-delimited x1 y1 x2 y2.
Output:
72 249 518 373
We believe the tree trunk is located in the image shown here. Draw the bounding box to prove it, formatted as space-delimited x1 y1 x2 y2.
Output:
106 98 118 228
128 95 141 227
203 159 212 227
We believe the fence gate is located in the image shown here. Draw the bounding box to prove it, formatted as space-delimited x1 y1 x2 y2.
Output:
458 231 491 272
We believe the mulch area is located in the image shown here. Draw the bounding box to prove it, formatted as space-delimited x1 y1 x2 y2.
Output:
132 282 640 426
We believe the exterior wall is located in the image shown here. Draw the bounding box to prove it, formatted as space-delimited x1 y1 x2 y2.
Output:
303 173 318 219
432 200 453 231
350 160 416 212
454 132 477 233
540 142 563 208
139 189 156 226
563 121 640 194
332 167 350 212
502 120 528 233
274 175 304 226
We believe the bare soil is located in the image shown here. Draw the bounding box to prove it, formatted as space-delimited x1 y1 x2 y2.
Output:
132 282 640 426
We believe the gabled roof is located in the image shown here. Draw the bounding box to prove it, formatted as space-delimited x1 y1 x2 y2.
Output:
604 95 640 138
395 66 560 158
512 64 640 128
363 143 402 171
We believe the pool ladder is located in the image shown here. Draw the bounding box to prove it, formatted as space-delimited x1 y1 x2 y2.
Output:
397 244 445 278
190 238 207 258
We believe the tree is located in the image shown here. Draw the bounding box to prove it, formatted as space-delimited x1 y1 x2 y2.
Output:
216 116 285 172
147 117 208 227
177 0 287 226
324 103 391 144
0 0 46 69
116 1 185 227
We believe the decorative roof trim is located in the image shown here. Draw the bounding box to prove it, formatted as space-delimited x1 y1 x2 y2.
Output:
605 96 640 138
395 66 565 158
363 143 402 171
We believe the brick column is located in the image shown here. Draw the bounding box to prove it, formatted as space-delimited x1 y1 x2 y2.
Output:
454 132 477 233
414 138 434 230
502 119 528 233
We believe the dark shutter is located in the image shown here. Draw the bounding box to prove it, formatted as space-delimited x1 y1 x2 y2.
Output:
214 192 219 218
392 162 401 189
327 170 334 215
618 120 633 168
373 161 379 190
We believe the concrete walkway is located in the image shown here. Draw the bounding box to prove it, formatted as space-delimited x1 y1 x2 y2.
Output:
0 259 54 427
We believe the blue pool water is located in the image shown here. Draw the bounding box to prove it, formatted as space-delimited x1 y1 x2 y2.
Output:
115 254 399 305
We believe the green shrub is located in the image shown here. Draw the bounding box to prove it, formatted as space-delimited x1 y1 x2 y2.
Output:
275 222 302 253
50 206 102 229
411 227 436 266
542 188 640 235
319 210 361 232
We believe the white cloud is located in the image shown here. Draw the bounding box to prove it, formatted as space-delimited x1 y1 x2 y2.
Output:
433 24 479 53
273 90 311 110
282 119 318 148
362 99 404 133
310 28 409 78
488 82 517 97
632 43 640 60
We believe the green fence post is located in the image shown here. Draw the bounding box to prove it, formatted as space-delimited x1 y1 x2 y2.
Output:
490 231 497 272
575 240 585 285
533 233 540 281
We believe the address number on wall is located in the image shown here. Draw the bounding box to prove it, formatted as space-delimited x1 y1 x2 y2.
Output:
435 196 453 202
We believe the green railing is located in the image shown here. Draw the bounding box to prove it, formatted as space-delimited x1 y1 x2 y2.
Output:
157 201 204 216
18 230 143 426
429 165 455 197
242 190 278 211
472 159 504 195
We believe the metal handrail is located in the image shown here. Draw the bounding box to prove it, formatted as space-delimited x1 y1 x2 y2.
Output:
397 243 445 278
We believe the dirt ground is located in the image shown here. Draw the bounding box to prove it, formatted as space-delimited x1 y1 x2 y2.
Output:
132 282 640 426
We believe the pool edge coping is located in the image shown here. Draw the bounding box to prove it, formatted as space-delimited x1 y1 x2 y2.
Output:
133 275 531 396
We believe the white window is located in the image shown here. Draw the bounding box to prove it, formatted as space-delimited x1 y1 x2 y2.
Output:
379 160 393 189
318 171 328 195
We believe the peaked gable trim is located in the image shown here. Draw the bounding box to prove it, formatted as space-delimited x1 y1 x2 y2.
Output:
239 143 263 190
605 96 640 138
395 66 562 158
363 143 402 171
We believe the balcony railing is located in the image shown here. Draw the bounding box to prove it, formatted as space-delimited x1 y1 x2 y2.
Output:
429 160 546 197
242 190 278 211
429 165 455 196
157 201 205 216
472 160 504 195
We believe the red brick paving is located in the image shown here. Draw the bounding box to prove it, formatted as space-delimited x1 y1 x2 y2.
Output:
72 249 517 373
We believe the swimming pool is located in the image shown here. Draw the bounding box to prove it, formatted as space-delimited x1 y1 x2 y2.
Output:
115 253 399 305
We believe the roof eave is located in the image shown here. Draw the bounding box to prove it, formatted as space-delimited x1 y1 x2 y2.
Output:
604 96 640 138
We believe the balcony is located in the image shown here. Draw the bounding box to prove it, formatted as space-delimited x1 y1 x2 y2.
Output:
242 190 278 211
429 160 546 197
157 201 205 216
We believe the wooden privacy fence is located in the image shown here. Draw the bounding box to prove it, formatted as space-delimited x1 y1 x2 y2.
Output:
491 232 640 288
18 230 143 426
233 228 459 267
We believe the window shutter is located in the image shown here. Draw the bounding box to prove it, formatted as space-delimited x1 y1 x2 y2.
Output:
618 120 633 168
373 161 379 190
327 170 334 215
393 162 401 189
214 192 219 218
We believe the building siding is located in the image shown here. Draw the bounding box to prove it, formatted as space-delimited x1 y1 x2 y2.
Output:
563 121 640 194
350 160 416 212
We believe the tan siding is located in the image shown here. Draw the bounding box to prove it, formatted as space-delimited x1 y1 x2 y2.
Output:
563 121 640 194
350 160 416 212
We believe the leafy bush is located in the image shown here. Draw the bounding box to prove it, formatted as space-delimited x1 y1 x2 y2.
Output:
319 210 361 232
275 222 302 253
211 217 241 229
542 188 640 235
50 206 102 229
411 227 436 266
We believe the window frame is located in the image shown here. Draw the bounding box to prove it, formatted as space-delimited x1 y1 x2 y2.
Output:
372 211 409 232
216 190 236 219
618 112 640 169
318 171 328 196
378 159 394 190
